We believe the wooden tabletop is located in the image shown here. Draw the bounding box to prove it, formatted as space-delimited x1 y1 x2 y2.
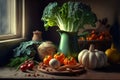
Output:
0 64 120 79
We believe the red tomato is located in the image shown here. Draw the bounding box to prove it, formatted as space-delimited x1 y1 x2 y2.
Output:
20 64 27 72
27 62 34 70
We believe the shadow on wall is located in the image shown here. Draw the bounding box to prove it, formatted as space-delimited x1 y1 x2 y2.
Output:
0 43 19 67
0 39 24 67
110 12 120 52
25 0 61 45
0 49 13 66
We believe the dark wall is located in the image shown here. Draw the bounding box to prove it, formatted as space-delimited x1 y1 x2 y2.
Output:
25 0 61 45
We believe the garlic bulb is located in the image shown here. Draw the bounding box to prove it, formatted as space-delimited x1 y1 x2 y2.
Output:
49 58 60 69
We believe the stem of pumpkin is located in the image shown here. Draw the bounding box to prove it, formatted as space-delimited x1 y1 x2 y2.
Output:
89 44 94 51
111 43 116 50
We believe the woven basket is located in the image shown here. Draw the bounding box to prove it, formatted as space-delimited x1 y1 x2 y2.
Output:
78 40 112 51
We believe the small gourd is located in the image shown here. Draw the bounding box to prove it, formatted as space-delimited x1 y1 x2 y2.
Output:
105 43 120 64
78 44 107 69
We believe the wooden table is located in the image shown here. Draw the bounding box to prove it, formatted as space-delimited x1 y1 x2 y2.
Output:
0 64 120 79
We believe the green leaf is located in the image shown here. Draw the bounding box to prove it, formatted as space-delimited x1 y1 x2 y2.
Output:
7 56 30 68
13 40 42 57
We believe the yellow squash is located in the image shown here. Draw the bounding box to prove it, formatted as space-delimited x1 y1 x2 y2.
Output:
105 43 120 64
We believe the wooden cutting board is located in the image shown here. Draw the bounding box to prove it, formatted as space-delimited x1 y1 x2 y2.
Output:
37 63 86 76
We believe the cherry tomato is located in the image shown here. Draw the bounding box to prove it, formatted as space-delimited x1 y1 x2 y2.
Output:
91 30 96 34
91 34 97 40
43 55 52 65
54 52 65 65
20 60 35 71
27 60 34 70
20 64 27 72
99 35 104 40
27 62 34 70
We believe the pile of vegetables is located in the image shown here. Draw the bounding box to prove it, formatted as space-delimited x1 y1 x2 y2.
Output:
43 52 77 68
79 18 112 41
41 1 97 32
19 59 35 72
7 56 30 69
7 40 42 69
79 29 112 41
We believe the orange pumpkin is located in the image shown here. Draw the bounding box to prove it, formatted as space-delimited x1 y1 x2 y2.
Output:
54 52 65 65
63 56 77 65
43 55 52 65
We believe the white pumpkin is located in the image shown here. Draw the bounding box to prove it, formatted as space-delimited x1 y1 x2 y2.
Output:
49 58 60 69
78 44 107 69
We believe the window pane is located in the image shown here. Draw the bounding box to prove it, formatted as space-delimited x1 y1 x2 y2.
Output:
0 0 9 35
0 0 16 35
0 0 25 41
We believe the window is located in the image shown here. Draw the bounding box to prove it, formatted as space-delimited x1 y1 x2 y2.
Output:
0 0 25 42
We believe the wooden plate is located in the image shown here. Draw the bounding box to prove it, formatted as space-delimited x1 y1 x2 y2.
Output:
37 63 86 76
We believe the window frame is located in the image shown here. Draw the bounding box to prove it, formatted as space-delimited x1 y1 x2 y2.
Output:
0 0 25 42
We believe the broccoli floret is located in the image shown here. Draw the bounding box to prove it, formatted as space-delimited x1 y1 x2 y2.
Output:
41 1 97 32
